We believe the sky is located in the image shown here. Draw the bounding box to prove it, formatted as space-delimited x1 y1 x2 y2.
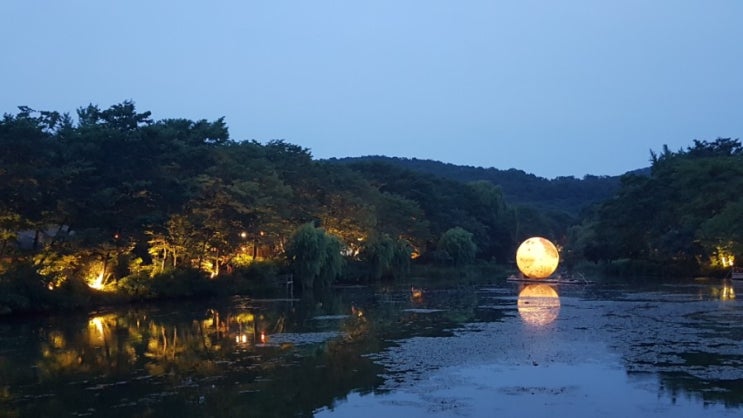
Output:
1 1 742 179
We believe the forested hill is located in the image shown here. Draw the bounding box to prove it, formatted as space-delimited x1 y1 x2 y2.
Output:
328 156 629 215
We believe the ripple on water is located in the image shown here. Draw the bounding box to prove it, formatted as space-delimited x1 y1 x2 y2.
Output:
266 331 342 345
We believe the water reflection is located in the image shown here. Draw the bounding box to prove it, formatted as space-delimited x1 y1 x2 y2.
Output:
2 282 743 416
1 295 386 417
719 281 736 300
517 284 560 326
696 280 737 301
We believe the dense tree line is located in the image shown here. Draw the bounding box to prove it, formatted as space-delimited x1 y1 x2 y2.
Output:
569 138 743 276
329 156 623 216
341 161 567 263
0 102 529 312
3 101 737 314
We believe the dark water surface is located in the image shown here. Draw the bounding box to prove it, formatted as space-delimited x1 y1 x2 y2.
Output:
1 279 742 417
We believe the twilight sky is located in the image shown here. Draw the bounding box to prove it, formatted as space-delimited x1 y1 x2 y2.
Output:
2 1 742 178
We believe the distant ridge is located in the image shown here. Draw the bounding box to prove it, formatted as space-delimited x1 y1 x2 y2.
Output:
327 156 639 216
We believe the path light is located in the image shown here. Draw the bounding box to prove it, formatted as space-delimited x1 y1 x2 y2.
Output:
516 237 560 279
517 284 561 326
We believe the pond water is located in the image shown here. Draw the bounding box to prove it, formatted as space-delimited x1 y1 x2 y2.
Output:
1 278 742 417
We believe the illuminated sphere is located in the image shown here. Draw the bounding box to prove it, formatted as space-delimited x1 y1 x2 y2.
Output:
515 237 559 279
517 284 560 326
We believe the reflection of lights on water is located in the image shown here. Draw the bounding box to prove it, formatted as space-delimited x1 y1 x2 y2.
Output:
517 284 560 326
721 283 736 300
88 316 106 342
706 282 737 301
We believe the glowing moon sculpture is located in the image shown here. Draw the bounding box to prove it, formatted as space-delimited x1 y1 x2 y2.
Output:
517 284 560 326
516 237 559 279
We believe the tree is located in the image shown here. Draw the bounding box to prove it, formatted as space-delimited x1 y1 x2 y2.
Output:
285 224 343 291
586 138 743 274
437 227 477 266
360 234 394 280
360 234 414 280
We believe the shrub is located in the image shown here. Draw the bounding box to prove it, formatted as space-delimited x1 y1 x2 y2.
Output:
149 268 216 299
437 227 477 266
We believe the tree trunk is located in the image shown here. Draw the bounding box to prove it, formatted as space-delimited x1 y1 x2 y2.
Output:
33 229 41 251
101 252 109 285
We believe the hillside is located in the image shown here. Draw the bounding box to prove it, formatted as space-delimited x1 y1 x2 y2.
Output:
329 156 630 216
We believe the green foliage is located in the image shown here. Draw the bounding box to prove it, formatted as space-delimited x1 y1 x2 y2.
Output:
227 260 283 295
149 268 216 299
582 138 743 275
318 234 344 288
1 100 572 292
437 227 477 266
331 156 621 216
360 234 412 280
390 239 413 278
0 263 92 314
116 273 155 299
14 100 728 313
285 224 344 291
360 234 395 280
286 224 324 289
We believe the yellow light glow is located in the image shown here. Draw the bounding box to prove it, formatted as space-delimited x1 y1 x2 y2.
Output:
516 237 560 279
713 246 736 268
517 284 560 326
88 271 105 290
88 316 106 343
49 331 66 349
721 283 736 300
235 313 255 323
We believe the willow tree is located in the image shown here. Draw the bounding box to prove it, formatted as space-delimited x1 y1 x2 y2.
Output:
359 234 413 280
285 223 343 291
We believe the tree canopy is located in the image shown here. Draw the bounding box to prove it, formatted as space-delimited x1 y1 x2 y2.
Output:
0 102 534 297
571 138 743 275
2 101 738 308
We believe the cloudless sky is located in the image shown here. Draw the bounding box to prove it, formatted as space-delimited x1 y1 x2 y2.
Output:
2 1 741 178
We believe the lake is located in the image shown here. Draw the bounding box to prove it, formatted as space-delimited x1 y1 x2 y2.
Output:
1 278 742 417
